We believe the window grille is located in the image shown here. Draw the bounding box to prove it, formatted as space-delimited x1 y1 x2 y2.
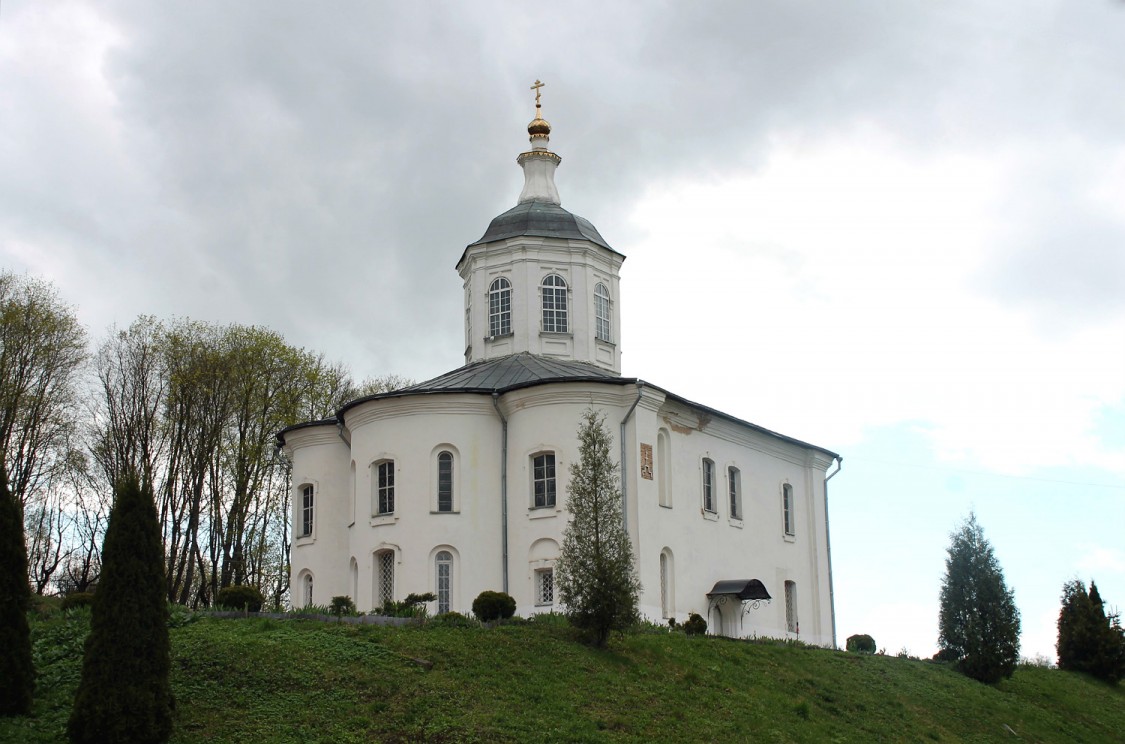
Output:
378 551 394 608
536 568 554 605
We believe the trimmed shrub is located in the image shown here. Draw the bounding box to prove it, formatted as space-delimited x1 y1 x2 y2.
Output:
0 466 34 716
846 634 876 654
472 590 516 623
62 592 96 611
217 585 264 613
68 473 173 743
683 612 707 636
430 611 477 629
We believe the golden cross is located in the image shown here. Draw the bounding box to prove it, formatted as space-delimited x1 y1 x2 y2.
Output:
530 79 545 111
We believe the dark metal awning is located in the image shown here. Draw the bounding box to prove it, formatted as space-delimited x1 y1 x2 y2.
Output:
707 579 772 602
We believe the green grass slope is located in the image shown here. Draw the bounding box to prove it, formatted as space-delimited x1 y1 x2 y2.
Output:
3 611 1123 743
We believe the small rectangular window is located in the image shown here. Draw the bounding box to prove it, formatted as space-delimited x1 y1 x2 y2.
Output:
376 461 394 515
532 453 556 508
785 580 798 634
536 568 554 606
702 459 715 513
783 483 795 535
301 485 314 536
728 466 741 520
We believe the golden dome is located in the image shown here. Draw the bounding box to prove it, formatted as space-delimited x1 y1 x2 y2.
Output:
528 116 551 136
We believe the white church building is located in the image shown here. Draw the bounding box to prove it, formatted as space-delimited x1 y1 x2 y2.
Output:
279 88 842 646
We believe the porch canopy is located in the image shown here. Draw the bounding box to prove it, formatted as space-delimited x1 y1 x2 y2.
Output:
706 579 771 602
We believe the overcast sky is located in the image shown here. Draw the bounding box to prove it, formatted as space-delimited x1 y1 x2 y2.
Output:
3 1 1123 659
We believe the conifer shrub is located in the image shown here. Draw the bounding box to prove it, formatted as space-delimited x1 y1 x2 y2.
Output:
938 513 1021 683
0 466 34 716
217 585 264 613
683 612 707 636
556 410 641 647
472 590 517 622
846 633 877 654
62 592 96 611
1057 579 1125 684
68 473 173 744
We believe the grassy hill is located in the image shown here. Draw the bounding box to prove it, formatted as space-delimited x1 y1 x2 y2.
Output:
3 609 1123 743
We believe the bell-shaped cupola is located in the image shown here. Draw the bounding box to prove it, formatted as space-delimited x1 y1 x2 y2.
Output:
456 81 625 374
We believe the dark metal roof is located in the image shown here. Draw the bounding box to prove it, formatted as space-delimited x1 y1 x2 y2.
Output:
467 201 616 252
336 353 628 417
281 355 839 462
403 352 621 392
707 579 772 601
275 418 336 445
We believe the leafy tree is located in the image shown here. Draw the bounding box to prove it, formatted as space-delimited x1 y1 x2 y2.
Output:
937 512 1021 683
0 271 87 508
1057 579 1125 684
556 409 641 647
0 272 86 593
68 473 173 743
0 466 34 715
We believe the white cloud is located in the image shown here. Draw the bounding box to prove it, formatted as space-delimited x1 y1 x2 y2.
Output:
1077 546 1125 578
624 129 1125 476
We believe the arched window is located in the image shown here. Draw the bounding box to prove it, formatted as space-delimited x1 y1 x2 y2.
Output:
783 483 795 536
594 283 611 342
375 550 394 609
660 549 675 619
488 277 512 337
657 430 671 508
541 274 568 333
437 451 454 512
302 572 314 607
435 551 453 614
349 558 358 603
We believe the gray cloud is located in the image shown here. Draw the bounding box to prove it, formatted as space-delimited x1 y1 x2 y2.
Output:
3 0 1124 379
